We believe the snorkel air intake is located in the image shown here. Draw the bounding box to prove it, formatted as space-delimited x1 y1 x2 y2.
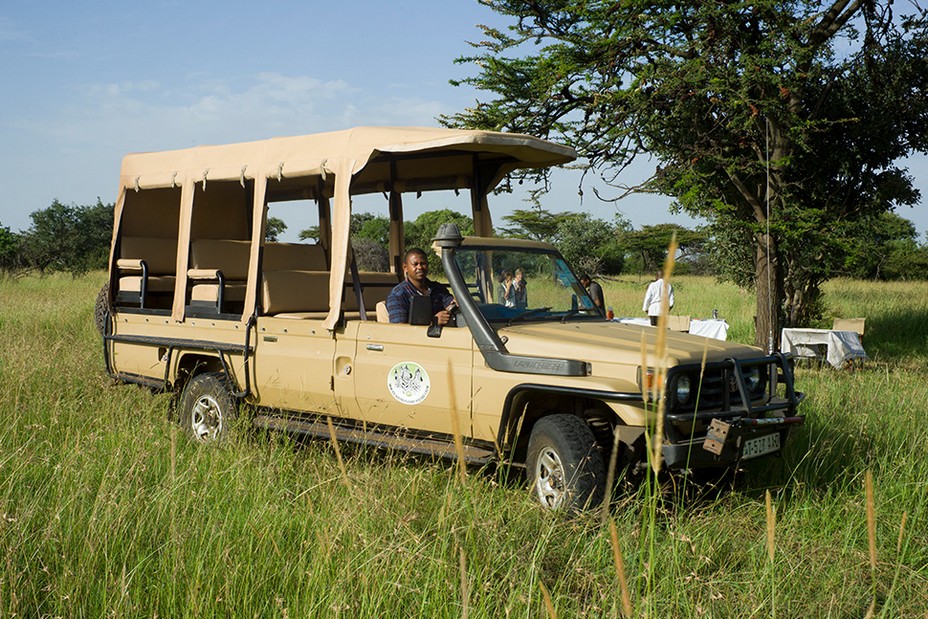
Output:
433 223 589 376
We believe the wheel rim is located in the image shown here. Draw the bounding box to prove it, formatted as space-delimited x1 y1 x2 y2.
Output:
190 394 223 442
534 447 567 509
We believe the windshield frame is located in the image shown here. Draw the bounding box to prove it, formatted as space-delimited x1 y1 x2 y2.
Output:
445 241 605 326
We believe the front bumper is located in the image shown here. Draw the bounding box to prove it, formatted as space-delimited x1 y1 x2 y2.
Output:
662 415 805 469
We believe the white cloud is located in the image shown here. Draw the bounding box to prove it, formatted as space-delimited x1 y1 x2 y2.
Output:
55 71 446 150
0 71 456 230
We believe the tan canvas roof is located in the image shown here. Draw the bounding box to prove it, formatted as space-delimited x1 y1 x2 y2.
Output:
118 126 575 191
111 126 577 328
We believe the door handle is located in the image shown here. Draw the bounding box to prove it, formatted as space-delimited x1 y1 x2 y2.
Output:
366 344 384 352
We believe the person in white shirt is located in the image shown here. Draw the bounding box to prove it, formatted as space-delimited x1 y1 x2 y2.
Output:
642 271 674 326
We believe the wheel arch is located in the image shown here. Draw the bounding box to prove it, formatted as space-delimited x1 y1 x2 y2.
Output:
499 384 636 465
173 352 227 394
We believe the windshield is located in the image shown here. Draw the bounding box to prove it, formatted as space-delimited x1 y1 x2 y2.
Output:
451 244 603 323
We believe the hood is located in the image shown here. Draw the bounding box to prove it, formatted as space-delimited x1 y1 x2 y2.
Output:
498 320 761 368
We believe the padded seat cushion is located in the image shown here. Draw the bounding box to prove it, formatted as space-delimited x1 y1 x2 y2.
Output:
190 282 247 303
118 275 176 293
119 236 177 275
343 272 400 312
263 242 327 271
189 239 251 280
262 270 330 315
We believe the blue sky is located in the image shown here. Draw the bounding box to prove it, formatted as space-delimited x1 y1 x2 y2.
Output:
1 0 926 239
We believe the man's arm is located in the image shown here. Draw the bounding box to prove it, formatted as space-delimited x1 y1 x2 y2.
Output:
434 283 456 326
386 286 410 323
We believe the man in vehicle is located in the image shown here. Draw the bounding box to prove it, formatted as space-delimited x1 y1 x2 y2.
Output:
579 273 605 312
386 248 456 324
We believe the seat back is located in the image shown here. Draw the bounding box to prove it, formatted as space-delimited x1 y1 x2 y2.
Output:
343 272 400 312
263 242 327 271
189 239 251 280
667 315 691 332
375 301 390 323
119 236 177 274
261 270 330 315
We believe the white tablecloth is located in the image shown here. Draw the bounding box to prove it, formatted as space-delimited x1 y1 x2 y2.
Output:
690 319 729 341
615 317 729 341
781 328 868 368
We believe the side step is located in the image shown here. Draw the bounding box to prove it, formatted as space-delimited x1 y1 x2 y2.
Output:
253 414 496 466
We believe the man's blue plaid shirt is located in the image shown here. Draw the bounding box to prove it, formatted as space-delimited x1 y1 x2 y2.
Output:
386 278 454 323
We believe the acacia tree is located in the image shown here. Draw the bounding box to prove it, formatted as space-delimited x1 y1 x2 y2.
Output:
501 209 628 274
621 223 708 275
445 0 928 348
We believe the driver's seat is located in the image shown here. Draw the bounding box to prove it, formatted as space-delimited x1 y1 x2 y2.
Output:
376 301 390 323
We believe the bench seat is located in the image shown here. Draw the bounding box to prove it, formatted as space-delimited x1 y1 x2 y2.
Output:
115 236 178 309
262 269 400 319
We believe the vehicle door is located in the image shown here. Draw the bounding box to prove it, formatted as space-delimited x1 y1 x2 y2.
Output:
344 321 474 437
252 316 338 415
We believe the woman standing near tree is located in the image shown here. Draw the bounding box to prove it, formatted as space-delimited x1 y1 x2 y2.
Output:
513 268 528 309
498 270 516 308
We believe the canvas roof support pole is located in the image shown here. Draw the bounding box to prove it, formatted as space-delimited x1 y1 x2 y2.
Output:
324 158 353 331
242 171 267 322
316 178 331 256
172 177 196 322
108 185 128 299
388 160 404 275
470 155 494 238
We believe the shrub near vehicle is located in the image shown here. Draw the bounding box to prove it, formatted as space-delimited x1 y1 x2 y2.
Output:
99 127 805 512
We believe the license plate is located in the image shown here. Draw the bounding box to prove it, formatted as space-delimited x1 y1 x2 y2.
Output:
741 433 780 460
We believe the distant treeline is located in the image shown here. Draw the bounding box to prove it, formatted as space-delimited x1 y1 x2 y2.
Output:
3 200 928 282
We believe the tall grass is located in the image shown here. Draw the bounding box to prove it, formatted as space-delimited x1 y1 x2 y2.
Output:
1 272 927 616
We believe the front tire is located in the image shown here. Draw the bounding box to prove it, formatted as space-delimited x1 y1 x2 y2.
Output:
526 414 606 512
178 372 238 443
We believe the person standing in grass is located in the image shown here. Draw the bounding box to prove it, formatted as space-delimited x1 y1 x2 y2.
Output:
498 270 516 308
643 270 674 326
580 273 605 312
513 268 528 309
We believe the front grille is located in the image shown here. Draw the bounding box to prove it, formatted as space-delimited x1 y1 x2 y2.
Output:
665 358 772 418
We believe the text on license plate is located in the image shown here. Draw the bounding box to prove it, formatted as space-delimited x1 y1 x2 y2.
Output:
741 433 781 460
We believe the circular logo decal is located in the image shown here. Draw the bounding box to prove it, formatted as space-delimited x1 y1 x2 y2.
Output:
387 362 430 405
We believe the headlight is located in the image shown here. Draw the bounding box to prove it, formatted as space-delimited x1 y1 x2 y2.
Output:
674 374 692 405
745 366 764 393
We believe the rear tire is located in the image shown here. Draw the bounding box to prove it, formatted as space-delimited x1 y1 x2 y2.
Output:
94 283 110 337
178 372 238 443
526 414 606 512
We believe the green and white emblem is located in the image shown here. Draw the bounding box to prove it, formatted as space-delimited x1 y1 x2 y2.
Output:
387 362 430 405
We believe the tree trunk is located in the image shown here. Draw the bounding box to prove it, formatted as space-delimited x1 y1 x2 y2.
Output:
753 232 781 352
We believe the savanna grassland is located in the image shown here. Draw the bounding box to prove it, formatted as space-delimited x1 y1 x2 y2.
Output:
1 272 927 617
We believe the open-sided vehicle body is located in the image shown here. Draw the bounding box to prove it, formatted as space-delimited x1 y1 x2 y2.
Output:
101 126 804 511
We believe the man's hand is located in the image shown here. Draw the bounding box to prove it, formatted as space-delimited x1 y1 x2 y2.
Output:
434 309 452 326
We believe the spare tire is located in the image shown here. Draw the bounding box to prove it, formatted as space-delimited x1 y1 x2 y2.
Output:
94 282 110 337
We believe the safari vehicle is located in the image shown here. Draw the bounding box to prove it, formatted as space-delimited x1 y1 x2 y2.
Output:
99 126 804 511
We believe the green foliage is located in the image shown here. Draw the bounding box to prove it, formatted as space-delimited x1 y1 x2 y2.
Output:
297 226 318 242
841 212 928 280
501 209 627 274
18 199 113 276
264 216 288 242
352 212 391 246
498 208 567 240
0 224 20 271
404 208 475 252
621 224 708 275
446 0 928 344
